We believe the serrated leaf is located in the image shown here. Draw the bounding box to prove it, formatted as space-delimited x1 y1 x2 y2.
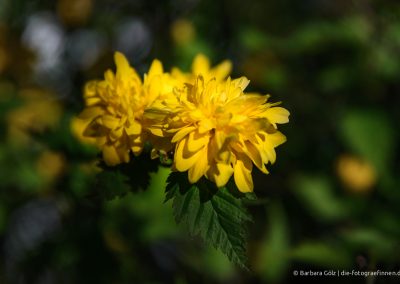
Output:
95 170 130 200
164 171 190 203
166 172 253 269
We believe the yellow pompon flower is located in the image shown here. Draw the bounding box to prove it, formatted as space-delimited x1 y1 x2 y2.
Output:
78 51 169 166
147 76 290 192
171 54 232 84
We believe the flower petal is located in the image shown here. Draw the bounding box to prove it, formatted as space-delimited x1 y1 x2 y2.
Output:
126 120 142 135
210 163 233 188
267 131 287 147
234 155 253 192
171 126 196 143
243 141 268 174
101 115 120 129
79 107 104 119
192 54 210 76
188 146 209 183
212 60 232 81
103 145 122 166
114 51 140 83
147 59 163 78
174 138 202 171
187 131 209 152
264 107 290 128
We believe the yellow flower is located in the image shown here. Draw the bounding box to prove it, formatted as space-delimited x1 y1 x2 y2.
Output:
7 87 62 145
171 54 232 84
147 76 289 192
336 154 377 193
36 150 66 186
79 52 169 166
170 19 196 46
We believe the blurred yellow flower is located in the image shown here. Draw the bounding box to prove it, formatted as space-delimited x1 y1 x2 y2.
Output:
170 19 196 46
57 0 93 27
147 76 289 192
171 54 232 84
7 88 62 145
79 52 170 166
36 150 66 185
337 154 377 193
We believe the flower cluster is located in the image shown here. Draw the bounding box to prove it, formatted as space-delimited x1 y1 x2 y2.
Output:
76 52 290 192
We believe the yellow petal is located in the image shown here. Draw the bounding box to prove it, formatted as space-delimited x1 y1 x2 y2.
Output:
243 141 268 174
171 126 195 143
217 149 232 164
198 118 214 133
231 76 250 91
147 59 163 78
267 131 287 147
192 54 210 76
210 163 233 188
114 51 140 83
214 130 227 149
79 107 104 119
187 131 209 152
254 135 269 164
212 60 232 81
104 69 115 82
174 138 202 171
115 52 130 76
147 126 165 137
263 145 277 164
84 81 98 97
261 131 286 164
96 136 107 147
109 127 123 141
126 120 142 135
234 156 253 192
101 115 120 129
188 146 209 183
147 76 162 102
264 107 290 127
70 117 97 145
85 96 101 106
131 144 142 154
103 145 122 166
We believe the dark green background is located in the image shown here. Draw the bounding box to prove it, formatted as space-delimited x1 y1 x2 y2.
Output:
0 0 399 283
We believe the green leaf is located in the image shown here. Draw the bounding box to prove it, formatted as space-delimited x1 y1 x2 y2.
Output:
95 170 130 200
256 202 290 282
292 174 349 222
165 172 253 269
291 242 352 269
201 246 235 279
99 152 159 199
340 227 398 259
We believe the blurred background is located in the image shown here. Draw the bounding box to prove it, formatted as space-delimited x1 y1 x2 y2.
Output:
0 0 400 283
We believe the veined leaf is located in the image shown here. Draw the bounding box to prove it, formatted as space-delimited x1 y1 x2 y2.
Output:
165 172 253 269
